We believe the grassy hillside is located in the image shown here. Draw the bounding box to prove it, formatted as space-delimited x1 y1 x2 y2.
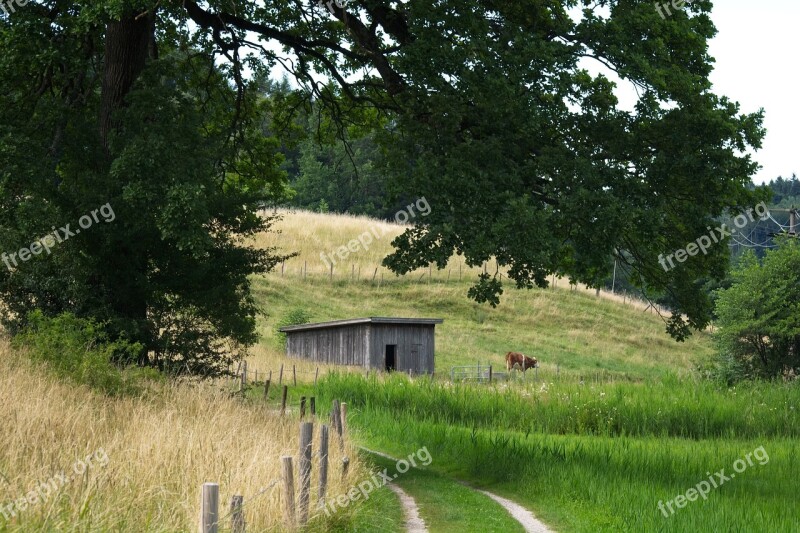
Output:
249 209 713 380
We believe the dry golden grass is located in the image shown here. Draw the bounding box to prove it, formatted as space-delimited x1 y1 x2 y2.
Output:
255 208 667 316
0 339 369 532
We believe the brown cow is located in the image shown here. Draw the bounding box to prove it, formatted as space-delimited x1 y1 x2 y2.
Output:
505 351 539 372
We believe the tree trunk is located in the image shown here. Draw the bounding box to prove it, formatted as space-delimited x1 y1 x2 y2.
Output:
100 12 154 148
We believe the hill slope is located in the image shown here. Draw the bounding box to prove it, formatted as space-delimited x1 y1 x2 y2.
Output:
249 209 714 380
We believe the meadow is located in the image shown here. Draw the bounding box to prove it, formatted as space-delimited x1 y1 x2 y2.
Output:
1 208 796 532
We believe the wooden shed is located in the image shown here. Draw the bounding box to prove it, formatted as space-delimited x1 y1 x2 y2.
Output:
279 317 443 374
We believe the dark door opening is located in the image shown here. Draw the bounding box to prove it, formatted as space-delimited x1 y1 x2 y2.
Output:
385 345 397 372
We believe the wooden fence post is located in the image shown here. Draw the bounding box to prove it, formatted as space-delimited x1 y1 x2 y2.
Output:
314 367 319 386
318 425 329 506
300 396 307 419
331 400 344 450
293 365 297 386
281 456 296 529
281 385 288 416
489 365 493 383
240 360 247 392
199 482 219 533
298 422 313 525
264 375 271 399
279 363 284 385
310 397 316 416
230 495 245 533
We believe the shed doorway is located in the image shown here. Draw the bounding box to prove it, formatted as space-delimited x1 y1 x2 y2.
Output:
385 345 397 372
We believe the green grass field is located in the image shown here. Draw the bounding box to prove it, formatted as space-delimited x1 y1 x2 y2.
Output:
244 211 799 532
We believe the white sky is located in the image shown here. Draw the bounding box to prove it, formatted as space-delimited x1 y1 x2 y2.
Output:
706 0 799 184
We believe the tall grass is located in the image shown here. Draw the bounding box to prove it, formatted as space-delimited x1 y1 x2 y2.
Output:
352 412 800 532
319 373 800 439
0 340 389 532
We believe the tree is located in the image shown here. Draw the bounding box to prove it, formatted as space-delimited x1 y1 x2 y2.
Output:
712 238 800 381
0 42 292 374
0 0 767 350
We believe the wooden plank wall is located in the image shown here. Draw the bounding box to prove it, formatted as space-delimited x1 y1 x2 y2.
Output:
286 324 370 366
368 324 435 374
286 323 436 374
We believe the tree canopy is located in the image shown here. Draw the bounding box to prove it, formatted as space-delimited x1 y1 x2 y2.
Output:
0 0 768 371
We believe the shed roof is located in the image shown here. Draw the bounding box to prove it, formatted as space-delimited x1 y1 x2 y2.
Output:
279 317 444 333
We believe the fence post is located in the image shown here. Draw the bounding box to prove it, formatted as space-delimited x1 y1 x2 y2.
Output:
293 365 297 386
230 495 245 533
318 425 329 507
298 422 313 525
281 385 289 416
240 360 247 392
331 400 344 450
281 457 296 529
300 396 307 419
489 365 493 383
314 367 319 386
310 397 316 416
340 402 348 438
279 363 284 385
199 482 219 533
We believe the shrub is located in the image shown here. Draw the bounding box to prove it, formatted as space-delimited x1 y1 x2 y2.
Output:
14 311 155 395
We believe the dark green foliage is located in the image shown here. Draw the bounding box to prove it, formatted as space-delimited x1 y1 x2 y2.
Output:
14 311 156 395
711 238 800 382
0 47 292 376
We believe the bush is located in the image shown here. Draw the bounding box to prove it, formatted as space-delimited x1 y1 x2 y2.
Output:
276 308 312 349
14 311 155 395
712 238 800 381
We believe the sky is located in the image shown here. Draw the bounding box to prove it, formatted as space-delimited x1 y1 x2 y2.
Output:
706 0 799 184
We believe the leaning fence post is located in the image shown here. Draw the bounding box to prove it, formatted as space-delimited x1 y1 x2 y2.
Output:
199 482 219 533
298 422 313 525
279 363 284 385
293 364 297 386
318 425 329 507
230 495 245 533
281 456 296 529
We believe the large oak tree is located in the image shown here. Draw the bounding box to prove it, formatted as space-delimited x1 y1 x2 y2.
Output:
0 0 767 370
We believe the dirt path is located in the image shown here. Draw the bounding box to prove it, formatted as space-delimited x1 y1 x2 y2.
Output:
475 488 554 533
359 447 553 533
387 483 429 533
